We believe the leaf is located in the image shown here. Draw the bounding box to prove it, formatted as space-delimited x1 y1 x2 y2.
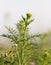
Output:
22 16 25 21
27 19 34 25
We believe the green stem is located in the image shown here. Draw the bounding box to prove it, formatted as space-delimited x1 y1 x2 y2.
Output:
17 48 21 65
42 59 48 65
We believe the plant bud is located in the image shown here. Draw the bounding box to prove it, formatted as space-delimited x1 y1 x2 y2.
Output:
44 51 49 58
14 44 18 47
26 13 32 19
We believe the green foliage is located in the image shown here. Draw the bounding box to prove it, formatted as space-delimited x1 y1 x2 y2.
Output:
0 13 51 65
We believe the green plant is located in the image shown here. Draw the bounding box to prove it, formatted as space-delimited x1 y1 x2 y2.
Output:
0 13 51 65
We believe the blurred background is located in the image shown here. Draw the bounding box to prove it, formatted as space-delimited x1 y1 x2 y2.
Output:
0 0 51 48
